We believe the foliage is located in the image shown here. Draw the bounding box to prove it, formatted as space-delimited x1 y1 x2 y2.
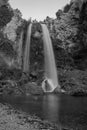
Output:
0 0 8 6
0 5 13 27
16 25 23 41
0 41 17 58
0 32 16 57
56 10 63 19
63 3 72 13
77 2 87 48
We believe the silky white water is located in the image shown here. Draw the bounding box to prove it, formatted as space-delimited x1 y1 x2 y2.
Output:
41 24 60 92
23 24 32 73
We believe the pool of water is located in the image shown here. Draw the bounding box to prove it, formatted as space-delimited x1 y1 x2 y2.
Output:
0 94 87 129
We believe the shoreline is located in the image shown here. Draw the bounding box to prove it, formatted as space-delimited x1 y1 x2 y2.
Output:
0 103 60 130
0 94 86 130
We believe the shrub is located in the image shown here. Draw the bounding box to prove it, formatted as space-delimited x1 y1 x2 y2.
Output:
56 9 63 19
0 33 17 58
63 2 73 13
0 5 13 27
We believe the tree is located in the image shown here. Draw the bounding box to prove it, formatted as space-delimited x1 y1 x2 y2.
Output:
56 10 63 19
0 0 8 7
0 5 13 27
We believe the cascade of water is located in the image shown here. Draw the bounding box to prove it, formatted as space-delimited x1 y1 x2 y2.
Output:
23 23 32 73
41 24 60 92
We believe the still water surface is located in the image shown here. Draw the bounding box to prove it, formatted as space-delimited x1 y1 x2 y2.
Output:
0 94 87 129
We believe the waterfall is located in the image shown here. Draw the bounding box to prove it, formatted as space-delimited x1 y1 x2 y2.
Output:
41 24 60 92
23 23 32 73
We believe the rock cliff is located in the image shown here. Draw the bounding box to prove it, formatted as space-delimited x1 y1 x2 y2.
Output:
45 0 87 70
0 0 26 72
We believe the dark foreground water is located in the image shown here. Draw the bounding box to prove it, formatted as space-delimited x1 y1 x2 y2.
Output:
0 94 87 129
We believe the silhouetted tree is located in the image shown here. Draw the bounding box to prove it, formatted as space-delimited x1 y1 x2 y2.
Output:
56 10 63 19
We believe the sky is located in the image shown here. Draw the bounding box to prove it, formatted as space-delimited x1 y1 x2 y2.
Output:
9 0 70 21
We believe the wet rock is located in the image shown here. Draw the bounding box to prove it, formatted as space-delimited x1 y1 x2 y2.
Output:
29 72 37 80
32 31 42 39
24 82 44 95
68 89 87 96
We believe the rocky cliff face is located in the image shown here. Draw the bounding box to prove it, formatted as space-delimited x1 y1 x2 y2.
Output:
2 9 25 69
0 0 27 82
45 0 87 70
0 0 25 72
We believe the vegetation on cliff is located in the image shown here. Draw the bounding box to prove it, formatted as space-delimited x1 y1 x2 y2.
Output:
44 0 87 69
0 0 87 96
42 0 87 95
0 0 25 89
0 5 13 28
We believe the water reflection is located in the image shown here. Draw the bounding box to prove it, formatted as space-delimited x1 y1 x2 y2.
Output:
0 94 87 129
42 94 60 123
